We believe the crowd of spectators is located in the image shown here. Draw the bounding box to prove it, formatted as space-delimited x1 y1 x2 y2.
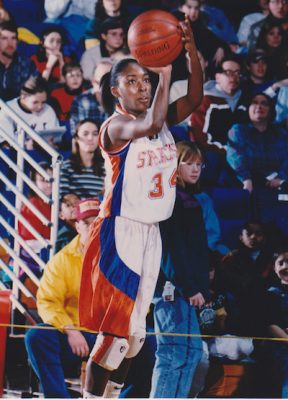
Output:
0 0 288 397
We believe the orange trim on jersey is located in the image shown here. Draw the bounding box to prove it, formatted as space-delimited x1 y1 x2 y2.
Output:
99 104 136 155
102 153 121 216
91 268 133 337
79 217 134 338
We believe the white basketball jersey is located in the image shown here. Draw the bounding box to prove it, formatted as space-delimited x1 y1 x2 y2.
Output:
99 108 177 224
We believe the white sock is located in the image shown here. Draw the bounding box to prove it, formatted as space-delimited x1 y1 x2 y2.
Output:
103 380 124 398
83 390 103 398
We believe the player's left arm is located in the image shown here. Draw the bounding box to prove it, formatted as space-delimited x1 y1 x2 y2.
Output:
167 16 203 126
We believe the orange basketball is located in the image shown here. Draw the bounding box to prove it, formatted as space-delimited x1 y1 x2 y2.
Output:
127 10 183 68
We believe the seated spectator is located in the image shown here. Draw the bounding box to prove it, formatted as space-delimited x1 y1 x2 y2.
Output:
24 198 100 398
265 247 288 398
247 0 288 50
256 19 288 80
84 0 132 48
0 20 37 101
219 221 274 337
237 0 269 48
50 61 87 122
70 61 112 134
80 17 125 81
174 0 227 80
44 0 98 45
189 55 248 152
31 26 72 86
219 221 274 336
242 48 275 97
60 119 105 199
227 93 288 192
55 193 79 253
0 76 60 149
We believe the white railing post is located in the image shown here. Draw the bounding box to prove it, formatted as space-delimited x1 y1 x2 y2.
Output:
0 99 63 327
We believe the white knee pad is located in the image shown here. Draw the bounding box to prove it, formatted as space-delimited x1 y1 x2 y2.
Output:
126 334 145 358
90 333 129 371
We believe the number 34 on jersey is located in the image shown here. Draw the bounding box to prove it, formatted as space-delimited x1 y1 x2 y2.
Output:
149 169 177 199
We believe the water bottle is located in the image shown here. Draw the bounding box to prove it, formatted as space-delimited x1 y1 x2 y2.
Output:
162 281 175 302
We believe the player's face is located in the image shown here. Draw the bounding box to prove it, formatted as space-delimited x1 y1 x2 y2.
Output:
21 92 47 113
274 252 288 284
114 63 152 116
75 121 99 153
43 31 62 55
0 29 17 58
249 94 271 123
179 156 203 185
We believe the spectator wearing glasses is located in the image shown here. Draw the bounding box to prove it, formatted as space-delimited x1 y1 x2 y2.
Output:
227 92 288 192
189 55 248 152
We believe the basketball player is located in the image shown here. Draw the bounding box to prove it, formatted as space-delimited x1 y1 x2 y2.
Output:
79 16 203 398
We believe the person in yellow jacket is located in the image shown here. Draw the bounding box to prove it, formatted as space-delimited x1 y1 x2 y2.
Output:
24 198 100 398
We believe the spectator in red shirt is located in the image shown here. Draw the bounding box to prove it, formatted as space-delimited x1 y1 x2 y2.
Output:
31 26 71 86
50 61 88 121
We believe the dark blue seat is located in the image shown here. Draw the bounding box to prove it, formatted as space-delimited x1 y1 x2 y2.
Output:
209 187 251 220
252 187 288 239
208 187 252 249
201 150 224 188
219 218 248 249
3 0 45 27
169 125 189 142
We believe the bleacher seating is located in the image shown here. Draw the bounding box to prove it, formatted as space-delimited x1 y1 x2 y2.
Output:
208 187 252 249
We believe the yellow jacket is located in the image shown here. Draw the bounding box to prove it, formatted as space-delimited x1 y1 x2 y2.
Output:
37 235 83 330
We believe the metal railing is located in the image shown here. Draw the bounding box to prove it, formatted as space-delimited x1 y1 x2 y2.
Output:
0 99 62 327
